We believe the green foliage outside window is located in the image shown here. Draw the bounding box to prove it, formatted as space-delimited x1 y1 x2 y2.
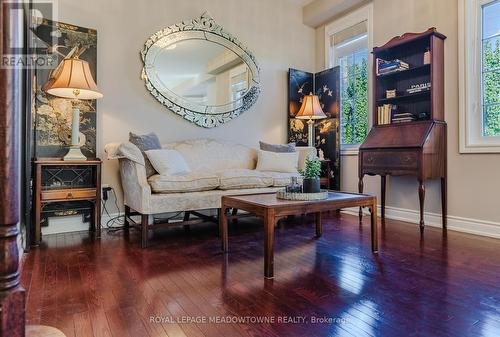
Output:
483 38 500 137
341 57 369 145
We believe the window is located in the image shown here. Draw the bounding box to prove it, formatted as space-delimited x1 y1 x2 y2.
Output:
325 4 372 154
481 1 500 137
460 0 500 152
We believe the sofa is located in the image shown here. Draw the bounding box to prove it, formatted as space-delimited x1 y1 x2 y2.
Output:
105 138 316 247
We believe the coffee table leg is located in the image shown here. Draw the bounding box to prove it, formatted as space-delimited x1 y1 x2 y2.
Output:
264 209 275 278
315 212 322 237
370 201 378 253
220 205 229 252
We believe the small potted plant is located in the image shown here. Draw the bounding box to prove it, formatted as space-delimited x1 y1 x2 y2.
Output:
299 156 322 193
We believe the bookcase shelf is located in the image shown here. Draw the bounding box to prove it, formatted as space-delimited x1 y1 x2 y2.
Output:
376 63 430 78
376 90 430 104
359 27 447 234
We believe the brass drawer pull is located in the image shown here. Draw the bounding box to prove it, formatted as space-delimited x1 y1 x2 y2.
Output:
66 192 73 199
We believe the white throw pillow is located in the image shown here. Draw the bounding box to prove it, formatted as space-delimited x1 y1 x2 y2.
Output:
145 149 191 176
255 150 299 173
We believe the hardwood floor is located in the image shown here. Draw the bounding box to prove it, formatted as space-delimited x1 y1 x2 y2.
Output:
21 213 500 337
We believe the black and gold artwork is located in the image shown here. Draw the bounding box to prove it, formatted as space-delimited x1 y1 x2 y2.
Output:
31 19 98 158
287 67 341 189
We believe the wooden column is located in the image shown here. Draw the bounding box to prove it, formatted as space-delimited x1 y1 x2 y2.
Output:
0 0 26 336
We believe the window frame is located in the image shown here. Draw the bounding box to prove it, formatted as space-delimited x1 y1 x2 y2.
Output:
324 3 373 156
459 0 500 153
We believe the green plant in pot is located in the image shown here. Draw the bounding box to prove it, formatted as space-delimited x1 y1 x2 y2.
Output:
299 156 322 193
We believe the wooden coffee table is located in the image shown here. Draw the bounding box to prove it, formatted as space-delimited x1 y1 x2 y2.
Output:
220 191 378 278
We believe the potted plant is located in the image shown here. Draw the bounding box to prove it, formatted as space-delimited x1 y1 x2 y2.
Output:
299 156 322 193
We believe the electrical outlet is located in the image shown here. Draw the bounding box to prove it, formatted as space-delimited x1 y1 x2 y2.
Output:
102 185 112 201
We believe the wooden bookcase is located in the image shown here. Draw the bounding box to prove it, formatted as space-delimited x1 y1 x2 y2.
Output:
358 28 447 233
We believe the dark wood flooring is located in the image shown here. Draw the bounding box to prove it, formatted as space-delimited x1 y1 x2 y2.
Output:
21 213 500 337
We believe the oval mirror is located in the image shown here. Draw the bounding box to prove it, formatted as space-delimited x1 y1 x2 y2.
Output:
140 14 261 128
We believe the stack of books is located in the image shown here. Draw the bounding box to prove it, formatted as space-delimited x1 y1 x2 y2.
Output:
406 82 431 94
376 58 409 75
377 104 395 125
392 112 416 124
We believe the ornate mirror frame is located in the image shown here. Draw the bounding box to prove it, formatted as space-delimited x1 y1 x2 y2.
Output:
140 13 261 128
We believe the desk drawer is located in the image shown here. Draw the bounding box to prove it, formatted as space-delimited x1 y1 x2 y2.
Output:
362 151 419 170
41 188 96 201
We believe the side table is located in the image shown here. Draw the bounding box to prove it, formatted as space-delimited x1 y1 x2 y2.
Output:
33 158 102 245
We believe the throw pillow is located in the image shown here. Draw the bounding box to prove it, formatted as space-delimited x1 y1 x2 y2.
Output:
256 150 299 173
145 149 191 176
259 141 296 153
129 132 162 177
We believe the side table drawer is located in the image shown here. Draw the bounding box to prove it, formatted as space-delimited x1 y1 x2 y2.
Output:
41 188 96 201
362 151 419 170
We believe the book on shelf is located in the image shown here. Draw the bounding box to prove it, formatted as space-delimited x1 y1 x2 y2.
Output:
377 104 396 125
376 58 409 75
392 112 416 123
406 82 431 94
393 118 416 124
392 112 413 118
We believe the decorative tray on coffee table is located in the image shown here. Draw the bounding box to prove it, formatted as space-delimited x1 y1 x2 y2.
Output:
276 189 329 201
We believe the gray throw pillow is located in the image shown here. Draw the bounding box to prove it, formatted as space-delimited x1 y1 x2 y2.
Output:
259 141 296 153
129 132 161 177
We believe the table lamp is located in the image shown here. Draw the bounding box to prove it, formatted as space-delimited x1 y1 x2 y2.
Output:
43 57 103 161
296 93 327 146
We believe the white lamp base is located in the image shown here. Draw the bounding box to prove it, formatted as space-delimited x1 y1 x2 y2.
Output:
63 105 86 161
307 119 315 147
63 146 86 161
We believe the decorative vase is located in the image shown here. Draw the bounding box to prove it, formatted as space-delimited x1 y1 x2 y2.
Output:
303 178 320 193
286 176 302 193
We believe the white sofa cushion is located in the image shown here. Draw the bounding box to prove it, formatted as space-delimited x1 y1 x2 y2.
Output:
148 173 219 193
256 150 299 173
145 149 191 176
262 171 303 187
218 169 273 190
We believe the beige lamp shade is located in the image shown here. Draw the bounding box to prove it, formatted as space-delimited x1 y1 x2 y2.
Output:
43 58 103 100
295 94 326 120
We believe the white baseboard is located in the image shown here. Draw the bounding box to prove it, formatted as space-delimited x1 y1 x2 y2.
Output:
42 206 500 240
341 206 500 239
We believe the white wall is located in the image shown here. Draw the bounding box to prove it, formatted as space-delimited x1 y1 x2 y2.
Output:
316 0 500 230
57 0 316 208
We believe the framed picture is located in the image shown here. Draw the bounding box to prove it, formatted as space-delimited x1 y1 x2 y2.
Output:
31 19 98 158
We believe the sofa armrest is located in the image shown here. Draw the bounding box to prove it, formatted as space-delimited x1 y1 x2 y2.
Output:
296 146 317 171
105 142 145 165
119 158 152 214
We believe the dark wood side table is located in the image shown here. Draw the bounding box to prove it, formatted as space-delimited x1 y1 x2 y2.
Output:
33 158 102 245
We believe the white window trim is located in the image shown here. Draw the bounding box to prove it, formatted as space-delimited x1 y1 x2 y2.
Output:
459 0 500 153
324 3 373 156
